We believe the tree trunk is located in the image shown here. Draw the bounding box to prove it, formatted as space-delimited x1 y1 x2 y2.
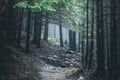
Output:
106 17 110 78
44 12 49 41
69 30 72 49
108 0 119 79
81 29 85 68
88 0 94 70
118 1 120 79
22 9 28 32
85 0 89 69
25 10 31 53
59 15 63 47
30 12 34 36
6 0 16 43
96 0 105 77
78 23 81 52
17 9 23 47
32 13 39 44
72 31 76 51
78 32 81 52
36 13 42 48
0 0 16 45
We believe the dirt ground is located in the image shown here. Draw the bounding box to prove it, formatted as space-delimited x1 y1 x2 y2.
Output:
0 41 105 80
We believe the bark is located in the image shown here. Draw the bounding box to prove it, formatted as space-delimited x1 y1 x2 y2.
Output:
36 13 42 48
88 0 94 70
118 1 120 79
59 15 63 47
69 30 72 49
0 0 8 44
85 0 89 69
0 0 16 45
81 29 85 68
69 30 76 51
44 12 49 41
72 31 76 51
106 17 110 77
107 0 119 79
78 23 81 52
32 13 39 44
17 9 23 47
25 10 31 53
30 12 34 36
22 9 28 32
78 32 81 52
96 0 105 77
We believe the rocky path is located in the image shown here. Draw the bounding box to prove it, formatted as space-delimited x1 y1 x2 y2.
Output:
35 60 85 80
33 48 85 80
0 44 105 80
32 46 105 80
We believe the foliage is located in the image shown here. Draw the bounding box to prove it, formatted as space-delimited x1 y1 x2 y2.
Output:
14 0 59 12
63 0 86 32
48 37 59 43
57 0 72 10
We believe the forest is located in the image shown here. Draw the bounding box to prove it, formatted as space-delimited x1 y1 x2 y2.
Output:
0 0 120 80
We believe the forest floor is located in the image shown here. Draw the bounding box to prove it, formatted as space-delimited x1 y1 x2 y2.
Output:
0 40 105 80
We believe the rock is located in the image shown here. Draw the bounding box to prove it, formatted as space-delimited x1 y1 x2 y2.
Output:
78 76 84 80
53 55 57 58
39 48 83 68
62 67 80 79
39 63 82 80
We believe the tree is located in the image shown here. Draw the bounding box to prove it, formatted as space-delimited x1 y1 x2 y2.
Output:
17 9 23 47
85 0 89 69
69 29 72 49
25 9 31 53
72 31 76 51
32 13 38 44
43 12 49 41
15 0 58 52
36 13 42 48
107 0 119 79
59 15 64 47
81 24 86 68
0 0 16 45
88 0 95 70
78 23 81 52
96 0 105 77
